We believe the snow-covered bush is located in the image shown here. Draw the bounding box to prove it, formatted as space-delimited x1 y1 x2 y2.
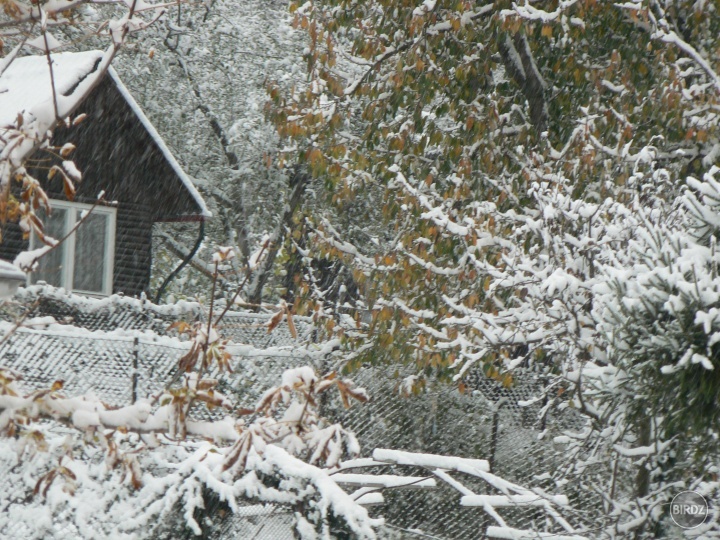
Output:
0 359 377 539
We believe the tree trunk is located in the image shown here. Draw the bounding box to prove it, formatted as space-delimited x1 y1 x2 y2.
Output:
497 32 548 134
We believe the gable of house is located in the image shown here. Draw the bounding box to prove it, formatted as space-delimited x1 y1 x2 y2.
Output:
0 51 210 297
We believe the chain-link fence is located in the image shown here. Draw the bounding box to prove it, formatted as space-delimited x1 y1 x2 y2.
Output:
0 286 689 539
0 292 314 408
322 363 601 539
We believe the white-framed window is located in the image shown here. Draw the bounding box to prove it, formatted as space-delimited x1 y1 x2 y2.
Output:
29 200 116 296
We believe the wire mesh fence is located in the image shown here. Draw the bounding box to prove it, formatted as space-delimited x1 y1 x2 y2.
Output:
322 363 600 539
0 286 679 539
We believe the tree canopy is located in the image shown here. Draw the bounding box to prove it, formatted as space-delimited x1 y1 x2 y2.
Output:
271 0 720 536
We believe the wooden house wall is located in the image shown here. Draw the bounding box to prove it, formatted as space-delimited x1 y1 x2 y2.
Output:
0 77 178 297
0 197 153 298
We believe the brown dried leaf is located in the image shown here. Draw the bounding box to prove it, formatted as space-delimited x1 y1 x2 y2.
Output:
59 143 75 157
256 387 282 415
129 458 142 489
286 310 297 339
34 469 58 498
196 379 218 391
222 431 252 473
62 175 75 201
267 310 284 334
336 380 369 408
32 185 51 214
177 345 200 373
315 380 335 393
196 389 232 410
168 321 192 334
59 466 76 481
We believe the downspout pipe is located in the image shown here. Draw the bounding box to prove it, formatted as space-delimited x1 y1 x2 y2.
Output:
154 220 205 304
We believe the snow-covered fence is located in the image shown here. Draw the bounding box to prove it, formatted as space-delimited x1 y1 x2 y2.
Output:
0 286 319 411
0 325 322 411
0 286 602 538
8 285 314 345
324 363 602 539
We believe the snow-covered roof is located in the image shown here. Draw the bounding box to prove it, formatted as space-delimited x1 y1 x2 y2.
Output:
0 51 210 219
0 50 103 128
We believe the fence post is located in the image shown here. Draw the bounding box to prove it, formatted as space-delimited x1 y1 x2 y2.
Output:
489 397 507 472
132 336 139 404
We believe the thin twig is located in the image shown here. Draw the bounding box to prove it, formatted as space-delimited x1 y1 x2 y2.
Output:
43 30 60 121
196 260 219 384
214 241 269 325
0 298 41 348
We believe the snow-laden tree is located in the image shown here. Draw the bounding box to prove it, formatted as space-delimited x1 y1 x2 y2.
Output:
272 0 720 370
269 0 720 536
107 0 311 304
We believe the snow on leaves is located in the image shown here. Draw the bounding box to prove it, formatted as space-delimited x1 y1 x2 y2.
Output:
0 357 376 538
277 0 720 537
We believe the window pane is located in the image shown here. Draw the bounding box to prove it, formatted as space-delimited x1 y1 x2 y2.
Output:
33 208 67 287
73 212 108 293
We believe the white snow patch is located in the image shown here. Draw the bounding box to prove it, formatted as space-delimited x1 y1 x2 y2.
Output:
0 51 102 128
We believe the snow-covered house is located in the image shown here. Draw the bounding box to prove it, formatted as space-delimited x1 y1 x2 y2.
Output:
0 51 210 298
